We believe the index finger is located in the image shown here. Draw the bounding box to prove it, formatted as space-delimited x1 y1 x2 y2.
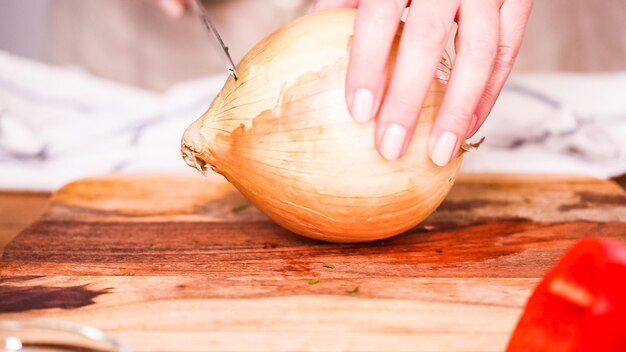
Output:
345 0 407 123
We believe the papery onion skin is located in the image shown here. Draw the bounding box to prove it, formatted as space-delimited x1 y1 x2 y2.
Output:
181 9 461 243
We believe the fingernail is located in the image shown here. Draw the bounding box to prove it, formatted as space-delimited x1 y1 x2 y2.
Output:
380 124 407 160
159 0 184 18
467 114 478 136
430 131 458 167
351 88 374 123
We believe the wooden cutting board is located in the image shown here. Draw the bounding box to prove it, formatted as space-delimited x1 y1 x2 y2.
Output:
1 173 625 352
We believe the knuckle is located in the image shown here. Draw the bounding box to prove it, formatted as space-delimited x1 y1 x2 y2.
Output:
390 90 422 114
494 44 518 70
404 15 449 50
522 0 534 13
445 105 474 126
481 84 498 103
464 38 498 62
365 0 401 23
353 53 386 76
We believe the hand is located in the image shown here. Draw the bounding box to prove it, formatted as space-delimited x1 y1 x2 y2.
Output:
314 0 533 166
155 0 187 18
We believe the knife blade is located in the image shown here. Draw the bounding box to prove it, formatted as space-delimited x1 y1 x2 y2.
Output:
190 0 239 80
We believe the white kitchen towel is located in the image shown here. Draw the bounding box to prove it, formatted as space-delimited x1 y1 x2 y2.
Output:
462 72 626 177
0 51 225 191
0 51 625 191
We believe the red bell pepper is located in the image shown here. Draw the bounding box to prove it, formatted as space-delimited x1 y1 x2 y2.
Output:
507 237 626 352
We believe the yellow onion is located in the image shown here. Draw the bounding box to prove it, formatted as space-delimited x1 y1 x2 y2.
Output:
181 9 464 242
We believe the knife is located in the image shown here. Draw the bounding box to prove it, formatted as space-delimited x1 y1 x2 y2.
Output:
190 0 239 80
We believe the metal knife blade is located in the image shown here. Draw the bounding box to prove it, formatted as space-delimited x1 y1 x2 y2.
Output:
190 0 239 80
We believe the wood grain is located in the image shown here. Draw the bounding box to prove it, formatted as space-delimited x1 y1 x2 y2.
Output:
1 275 537 352
1 220 624 278
1 173 625 352
0 192 50 254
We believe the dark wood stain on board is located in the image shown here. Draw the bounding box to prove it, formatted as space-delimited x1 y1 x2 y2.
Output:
612 174 626 191
437 199 510 212
0 284 111 313
558 191 626 211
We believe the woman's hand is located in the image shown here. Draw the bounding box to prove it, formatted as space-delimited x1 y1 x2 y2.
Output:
315 0 533 166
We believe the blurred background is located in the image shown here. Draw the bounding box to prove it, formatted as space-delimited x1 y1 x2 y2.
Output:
0 0 625 192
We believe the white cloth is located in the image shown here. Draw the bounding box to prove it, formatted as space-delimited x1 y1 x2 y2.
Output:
462 72 626 177
0 51 625 191
0 51 224 191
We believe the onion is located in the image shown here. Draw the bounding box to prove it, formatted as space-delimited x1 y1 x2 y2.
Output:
181 9 466 242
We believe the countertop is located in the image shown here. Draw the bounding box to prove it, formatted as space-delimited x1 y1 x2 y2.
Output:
1 173 625 351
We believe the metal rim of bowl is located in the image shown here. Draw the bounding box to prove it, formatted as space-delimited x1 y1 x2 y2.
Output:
0 319 132 352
